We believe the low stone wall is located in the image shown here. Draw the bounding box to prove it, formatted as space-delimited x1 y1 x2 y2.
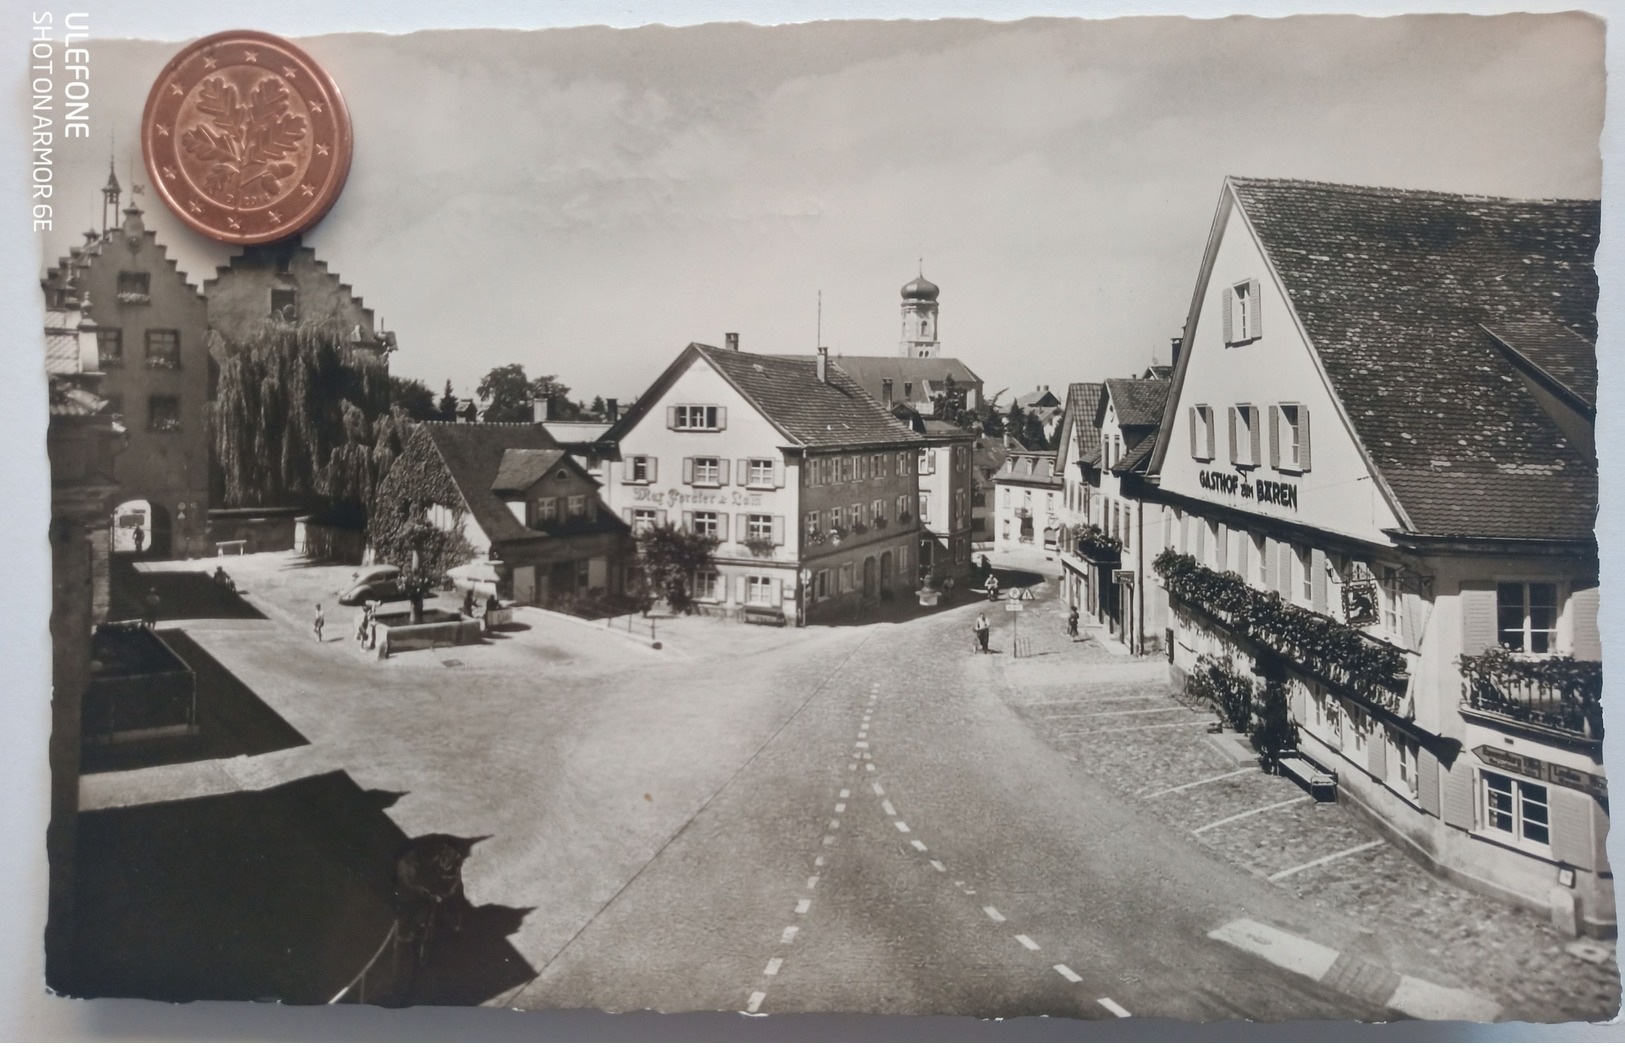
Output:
373 614 481 657
206 508 301 555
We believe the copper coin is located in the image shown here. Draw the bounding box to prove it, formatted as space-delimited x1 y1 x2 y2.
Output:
141 29 352 245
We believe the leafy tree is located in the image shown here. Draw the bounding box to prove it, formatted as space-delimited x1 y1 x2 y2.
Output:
388 375 439 421
1027 412 1051 450
589 395 607 418
1249 655 1300 772
477 363 536 423
635 523 720 613
438 379 458 419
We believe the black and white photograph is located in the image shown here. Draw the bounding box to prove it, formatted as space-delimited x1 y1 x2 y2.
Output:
13 0 1623 1035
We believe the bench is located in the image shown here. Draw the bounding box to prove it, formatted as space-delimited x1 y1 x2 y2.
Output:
215 539 248 556
1277 754 1338 802
741 606 787 627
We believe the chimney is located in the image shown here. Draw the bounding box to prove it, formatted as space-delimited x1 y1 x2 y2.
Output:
816 346 828 383
533 399 547 424
606 398 619 422
725 332 739 352
882 378 894 404
1170 336 1183 370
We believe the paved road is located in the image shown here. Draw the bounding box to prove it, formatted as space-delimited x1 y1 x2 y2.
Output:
501 597 1395 1020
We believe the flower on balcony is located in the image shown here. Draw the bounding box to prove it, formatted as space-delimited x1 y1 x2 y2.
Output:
1154 549 1408 711
744 537 778 558
1459 645 1603 740
828 526 848 545
1076 524 1122 561
851 521 869 536
898 510 913 525
116 292 151 305
873 516 888 530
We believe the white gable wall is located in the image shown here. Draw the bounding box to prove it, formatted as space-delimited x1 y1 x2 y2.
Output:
1159 199 1404 546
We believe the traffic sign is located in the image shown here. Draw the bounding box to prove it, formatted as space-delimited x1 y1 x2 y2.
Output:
1005 599 1023 613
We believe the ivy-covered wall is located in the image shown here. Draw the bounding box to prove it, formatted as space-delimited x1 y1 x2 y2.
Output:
369 426 477 581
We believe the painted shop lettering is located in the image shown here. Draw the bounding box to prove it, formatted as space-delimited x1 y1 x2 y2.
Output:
1198 469 1298 511
631 486 764 508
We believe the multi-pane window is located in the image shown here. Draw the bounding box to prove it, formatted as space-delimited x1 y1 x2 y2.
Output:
840 457 855 482
692 511 720 537
1277 404 1304 471
896 452 910 476
1380 566 1404 637
919 492 930 522
693 570 720 601
537 497 559 521
98 327 123 367
1299 546 1314 603
671 405 723 430
632 508 657 534
628 456 653 483
1497 582 1558 654
830 506 845 531
1482 772 1550 846
145 329 181 370
747 514 773 541
872 498 886 524
747 458 774 486
1229 404 1260 466
747 576 773 605
1226 279 1260 344
693 457 721 486
805 511 820 538
1393 733 1419 799
567 494 587 517
897 495 910 520
117 271 150 300
147 394 181 432
1190 404 1216 461
871 454 887 478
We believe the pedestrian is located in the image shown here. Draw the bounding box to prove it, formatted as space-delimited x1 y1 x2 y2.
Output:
141 586 160 628
1067 606 1080 640
314 602 326 643
356 603 371 645
974 611 991 654
986 573 1000 602
979 554 992 577
461 588 475 618
132 523 145 556
942 575 955 602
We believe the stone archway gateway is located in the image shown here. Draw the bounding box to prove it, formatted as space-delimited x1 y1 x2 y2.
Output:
112 499 171 558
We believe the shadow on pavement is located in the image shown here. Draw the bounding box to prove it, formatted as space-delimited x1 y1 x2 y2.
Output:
407 902 538 1006
80 629 308 775
111 559 267 622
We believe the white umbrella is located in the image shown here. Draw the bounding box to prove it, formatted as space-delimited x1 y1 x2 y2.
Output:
446 558 505 596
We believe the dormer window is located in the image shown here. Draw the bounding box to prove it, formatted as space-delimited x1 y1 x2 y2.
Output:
1223 279 1262 345
669 404 725 431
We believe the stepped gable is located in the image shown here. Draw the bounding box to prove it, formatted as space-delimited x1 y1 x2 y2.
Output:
1231 177 1599 541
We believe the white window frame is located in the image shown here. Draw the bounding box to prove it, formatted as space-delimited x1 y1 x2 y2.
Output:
672 404 722 431
1497 581 1560 655
1230 404 1260 467
693 456 722 487
1278 403 1304 472
1227 280 1260 344
1191 404 1216 461
1379 565 1404 639
747 513 773 541
746 575 774 606
1479 770 1552 853
537 496 558 522
693 510 721 538
747 458 775 487
628 455 652 484
693 569 721 602
567 494 586 518
632 507 658 534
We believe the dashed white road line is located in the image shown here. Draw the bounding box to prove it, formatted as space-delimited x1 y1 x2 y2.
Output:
881 800 897 816
929 859 947 873
983 905 1006 923
1065 705 1197 718
780 926 799 944
1141 767 1251 799
838 788 850 799
848 762 858 771
1054 964 1082 983
1193 796 1311 834
828 819 840 829
763 957 783 976
822 835 836 846
806 875 819 889
858 732 867 739
911 840 928 852
872 782 885 796
745 990 766 1013
1015 934 1040 951
894 821 910 833
794 898 811 915
1098 997 1131 1017
865 763 875 772
834 803 846 813
854 740 870 748
1267 840 1383 882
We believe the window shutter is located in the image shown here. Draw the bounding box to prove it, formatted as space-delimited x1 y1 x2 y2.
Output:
1222 287 1233 344
621 508 633 525
1188 408 1199 459
1248 278 1262 338
655 509 667 528
736 513 749 542
1269 406 1281 470
1236 531 1249 578
1460 582 1497 656
1249 409 1262 468
1440 761 1474 830
1368 730 1387 781
1277 542 1293 599
737 459 750 486
1401 593 1427 652
1550 788 1598 871
718 459 731 486
1227 407 1238 464
1417 749 1441 817
647 457 658 483
1311 549 1327 613
1290 682 1306 724
1263 538 1277 590
771 516 784 546
774 459 786 488
716 406 726 429
667 406 678 429
1179 513 1190 556
682 457 694 484
1572 585 1601 660
717 514 729 541
1215 523 1228 573
1204 410 1215 460
1300 408 1312 472
771 577 783 607
682 511 694 533
736 574 747 604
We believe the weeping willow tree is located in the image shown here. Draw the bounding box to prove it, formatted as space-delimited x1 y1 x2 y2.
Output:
214 318 399 516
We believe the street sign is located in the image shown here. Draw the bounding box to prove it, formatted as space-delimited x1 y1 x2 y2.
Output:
1005 599 1023 613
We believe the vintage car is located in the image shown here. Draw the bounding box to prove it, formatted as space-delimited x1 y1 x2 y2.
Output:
337 564 403 605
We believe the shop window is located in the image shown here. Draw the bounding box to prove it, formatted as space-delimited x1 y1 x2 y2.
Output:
1497 582 1558 654
1482 771 1550 847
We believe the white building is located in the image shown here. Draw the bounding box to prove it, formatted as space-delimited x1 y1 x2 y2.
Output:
991 451 1061 557
1053 382 1104 614
1149 177 1606 935
601 342 928 623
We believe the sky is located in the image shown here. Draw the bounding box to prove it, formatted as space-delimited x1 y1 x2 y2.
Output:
41 13 1603 407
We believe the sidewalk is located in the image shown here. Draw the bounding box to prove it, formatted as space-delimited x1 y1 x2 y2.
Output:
989 613 1621 1023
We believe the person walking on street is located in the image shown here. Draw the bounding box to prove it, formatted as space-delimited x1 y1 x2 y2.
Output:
985 573 1000 602
974 611 991 654
141 587 160 628
979 554 992 578
132 524 145 556
314 603 326 643
1067 605 1080 640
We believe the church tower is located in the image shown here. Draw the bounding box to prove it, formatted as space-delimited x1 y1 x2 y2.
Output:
899 266 940 358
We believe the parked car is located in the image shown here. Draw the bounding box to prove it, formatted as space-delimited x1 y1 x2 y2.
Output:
338 565 403 605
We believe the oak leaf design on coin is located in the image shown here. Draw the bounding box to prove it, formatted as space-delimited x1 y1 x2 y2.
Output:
181 76 307 200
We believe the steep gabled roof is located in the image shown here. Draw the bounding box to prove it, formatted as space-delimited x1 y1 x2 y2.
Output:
1102 378 1170 429
490 448 569 494
1054 382 1105 468
830 356 984 394
1226 177 1598 541
420 423 563 544
1112 431 1158 476
994 451 1062 487
606 344 926 450
1480 320 1596 411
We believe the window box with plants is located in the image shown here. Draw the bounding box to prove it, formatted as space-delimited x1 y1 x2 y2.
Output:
1154 550 1409 713
1459 646 1603 741
1075 524 1122 565
744 537 778 558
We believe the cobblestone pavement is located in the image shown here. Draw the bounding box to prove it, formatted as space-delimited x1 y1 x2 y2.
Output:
992 569 1621 1024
